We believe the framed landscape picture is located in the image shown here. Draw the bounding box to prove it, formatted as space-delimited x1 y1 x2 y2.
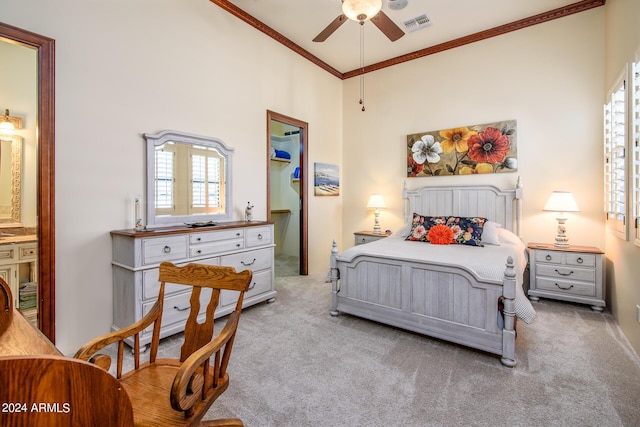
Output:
314 163 339 196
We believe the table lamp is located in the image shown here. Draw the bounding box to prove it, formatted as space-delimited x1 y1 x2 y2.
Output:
367 194 386 234
543 191 580 247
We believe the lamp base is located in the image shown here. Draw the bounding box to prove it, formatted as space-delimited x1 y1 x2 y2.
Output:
372 211 381 234
554 216 570 247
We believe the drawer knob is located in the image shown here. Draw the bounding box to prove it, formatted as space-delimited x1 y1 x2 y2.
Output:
196 250 202 254
555 269 574 277
196 237 201 242
236 243 241 248
241 258 256 266
258 234 263 240
545 255 552 261
163 246 171 254
577 257 584 264
173 305 189 312
236 232 241 237
555 283 574 291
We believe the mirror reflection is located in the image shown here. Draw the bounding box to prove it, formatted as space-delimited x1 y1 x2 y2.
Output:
144 130 234 227
0 135 22 226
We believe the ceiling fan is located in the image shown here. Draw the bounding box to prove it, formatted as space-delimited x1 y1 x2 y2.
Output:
313 0 405 43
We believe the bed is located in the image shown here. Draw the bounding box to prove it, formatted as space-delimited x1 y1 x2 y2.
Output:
329 178 535 367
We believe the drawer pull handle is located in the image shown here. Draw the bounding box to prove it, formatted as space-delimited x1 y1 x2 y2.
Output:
248 282 256 290
577 257 584 264
554 283 574 291
241 258 256 266
258 234 263 240
196 237 202 242
545 255 552 261
196 250 202 254
163 246 171 254
236 233 241 237
173 305 189 312
555 269 574 276
236 243 241 248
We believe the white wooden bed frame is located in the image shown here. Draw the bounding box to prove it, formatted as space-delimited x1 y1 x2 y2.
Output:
329 178 523 367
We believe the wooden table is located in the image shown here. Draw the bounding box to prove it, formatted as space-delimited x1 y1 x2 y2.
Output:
0 308 61 356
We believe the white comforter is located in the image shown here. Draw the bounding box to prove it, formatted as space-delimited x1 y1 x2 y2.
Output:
337 231 536 324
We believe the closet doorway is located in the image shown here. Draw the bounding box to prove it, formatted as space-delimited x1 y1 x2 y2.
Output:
266 111 308 276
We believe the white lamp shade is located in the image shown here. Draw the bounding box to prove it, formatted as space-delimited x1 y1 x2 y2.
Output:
543 191 580 213
366 194 386 209
0 120 15 132
342 0 382 22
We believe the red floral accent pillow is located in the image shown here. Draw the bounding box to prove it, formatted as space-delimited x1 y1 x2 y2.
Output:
427 224 454 245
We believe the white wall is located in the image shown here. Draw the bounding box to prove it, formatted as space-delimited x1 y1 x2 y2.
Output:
603 0 640 354
1 0 343 355
341 9 606 253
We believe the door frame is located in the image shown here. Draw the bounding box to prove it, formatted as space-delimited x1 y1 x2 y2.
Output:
0 22 56 341
266 111 308 275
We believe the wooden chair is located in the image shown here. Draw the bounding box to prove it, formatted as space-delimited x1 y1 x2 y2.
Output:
74 262 252 427
0 355 134 427
0 278 13 336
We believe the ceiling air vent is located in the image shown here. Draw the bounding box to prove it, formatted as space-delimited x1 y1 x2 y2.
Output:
403 14 432 33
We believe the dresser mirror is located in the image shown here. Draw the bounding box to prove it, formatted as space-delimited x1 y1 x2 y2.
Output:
0 134 23 226
144 130 234 228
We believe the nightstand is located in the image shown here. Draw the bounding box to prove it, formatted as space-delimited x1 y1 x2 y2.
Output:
354 230 388 245
527 243 605 312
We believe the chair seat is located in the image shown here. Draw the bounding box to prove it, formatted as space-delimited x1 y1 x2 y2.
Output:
120 359 229 427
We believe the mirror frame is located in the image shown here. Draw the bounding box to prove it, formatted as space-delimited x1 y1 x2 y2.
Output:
144 130 234 228
0 134 22 226
0 22 56 341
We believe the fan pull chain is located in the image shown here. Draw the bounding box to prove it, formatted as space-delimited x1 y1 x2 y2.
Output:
359 21 365 112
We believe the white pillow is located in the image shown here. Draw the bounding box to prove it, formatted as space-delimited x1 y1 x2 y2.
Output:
481 221 502 245
391 223 412 239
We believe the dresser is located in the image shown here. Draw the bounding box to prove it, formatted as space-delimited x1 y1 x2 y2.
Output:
111 221 275 348
527 243 605 311
353 230 389 245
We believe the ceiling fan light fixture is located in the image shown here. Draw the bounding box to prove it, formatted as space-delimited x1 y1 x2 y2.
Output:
342 0 382 23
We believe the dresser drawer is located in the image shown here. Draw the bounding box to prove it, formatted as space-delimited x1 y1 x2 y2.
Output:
190 238 244 257
536 277 596 297
142 236 188 265
536 264 595 282
245 226 272 248
220 269 272 307
189 228 244 244
221 247 273 273
142 288 213 335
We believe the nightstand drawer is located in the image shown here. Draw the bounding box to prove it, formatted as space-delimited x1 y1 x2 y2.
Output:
534 250 563 264
536 277 596 297
536 264 595 282
565 253 595 268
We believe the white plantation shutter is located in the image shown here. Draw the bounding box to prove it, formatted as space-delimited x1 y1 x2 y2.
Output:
604 69 628 239
154 146 175 214
189 147 223 214
633 55 640 245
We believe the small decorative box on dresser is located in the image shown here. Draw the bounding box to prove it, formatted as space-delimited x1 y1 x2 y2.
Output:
527 243 605 312
354 230 388 245
111 221 275 348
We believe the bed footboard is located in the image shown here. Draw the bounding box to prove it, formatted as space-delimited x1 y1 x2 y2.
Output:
329 242 518 367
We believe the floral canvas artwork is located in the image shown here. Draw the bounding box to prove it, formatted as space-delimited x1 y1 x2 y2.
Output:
407 119 517 177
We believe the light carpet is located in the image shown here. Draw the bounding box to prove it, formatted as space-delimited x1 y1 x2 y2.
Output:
112 273 640 427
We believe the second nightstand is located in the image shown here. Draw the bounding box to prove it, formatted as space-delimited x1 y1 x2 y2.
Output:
527 243 605 312
354 230 388 245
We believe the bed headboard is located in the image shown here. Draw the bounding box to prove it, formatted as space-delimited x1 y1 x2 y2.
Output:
403 177 523 236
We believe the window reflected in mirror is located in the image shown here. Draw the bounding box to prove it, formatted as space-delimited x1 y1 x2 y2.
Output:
145 130 233 228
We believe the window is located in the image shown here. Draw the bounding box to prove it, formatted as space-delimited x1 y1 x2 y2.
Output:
604 67 628 240
633 54 640 246
154 144 175 215
189 146 224 215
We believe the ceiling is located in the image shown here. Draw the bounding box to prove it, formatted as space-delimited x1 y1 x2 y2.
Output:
211 0 603 77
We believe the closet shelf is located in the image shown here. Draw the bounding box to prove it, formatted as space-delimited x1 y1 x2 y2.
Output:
270 157 291 164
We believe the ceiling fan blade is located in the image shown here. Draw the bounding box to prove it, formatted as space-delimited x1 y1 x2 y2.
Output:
371 11 405 42
313 14 347 42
